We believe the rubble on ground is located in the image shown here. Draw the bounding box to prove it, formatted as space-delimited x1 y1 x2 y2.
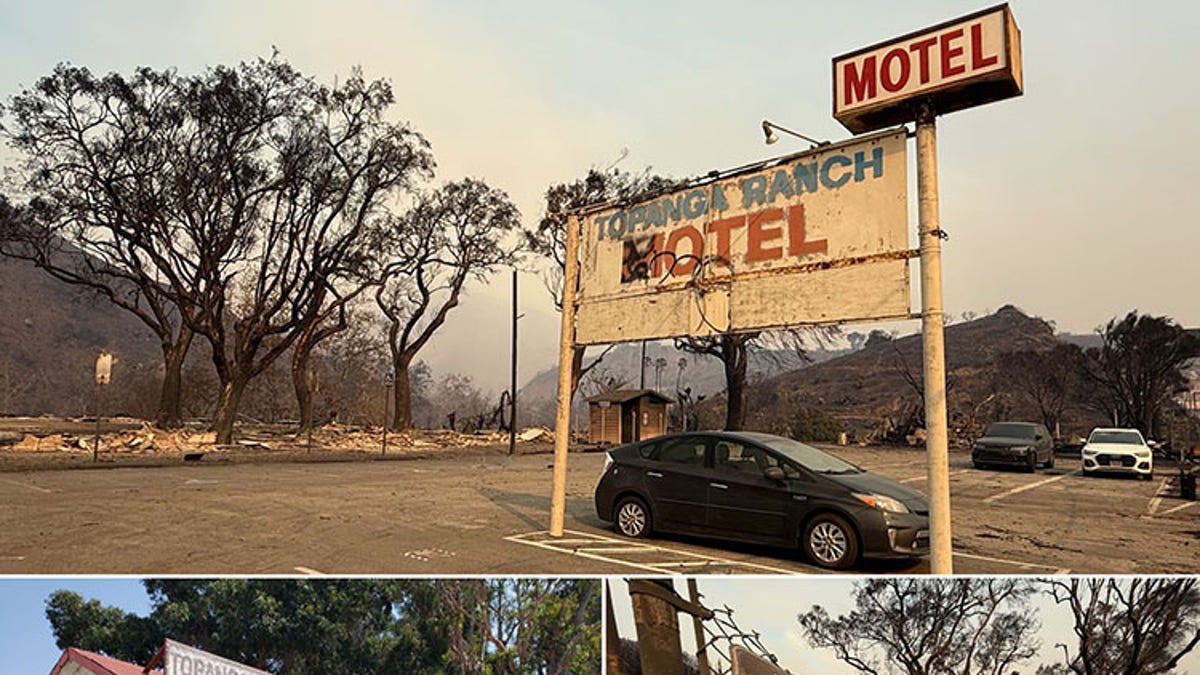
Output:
1 420 556 456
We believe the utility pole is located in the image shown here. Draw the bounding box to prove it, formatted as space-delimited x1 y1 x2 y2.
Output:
917 102 952 574
509 269 518 456
640 340 647 388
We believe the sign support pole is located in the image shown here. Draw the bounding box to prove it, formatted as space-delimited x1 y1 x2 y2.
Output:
549 214 581 537
917 104 953 574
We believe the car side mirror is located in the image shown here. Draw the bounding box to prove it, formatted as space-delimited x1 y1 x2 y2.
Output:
764 466 786 482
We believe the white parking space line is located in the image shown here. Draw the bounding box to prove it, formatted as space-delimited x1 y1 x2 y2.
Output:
952 550 1070 575
983 472 1076 503
0 478 53 494
1156 501 1198 517
505 530 805 575
293 566 325 575
899 469 969 483
1147 478 1172 515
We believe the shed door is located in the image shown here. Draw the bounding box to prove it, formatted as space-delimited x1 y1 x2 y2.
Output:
621 404 637 444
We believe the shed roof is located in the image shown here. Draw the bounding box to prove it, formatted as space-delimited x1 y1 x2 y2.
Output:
584 388 672 404
49 648 162 675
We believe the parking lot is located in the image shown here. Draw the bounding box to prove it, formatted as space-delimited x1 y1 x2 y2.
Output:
0 444 1195 574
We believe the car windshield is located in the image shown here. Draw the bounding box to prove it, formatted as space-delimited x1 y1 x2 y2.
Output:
984 423 1036 439
755 436 861 474
1088 430 1144 445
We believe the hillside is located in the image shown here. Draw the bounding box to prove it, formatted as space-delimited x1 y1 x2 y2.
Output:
701 306 1110 442
0 255 162 416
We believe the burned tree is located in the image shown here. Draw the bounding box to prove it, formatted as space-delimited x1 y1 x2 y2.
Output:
185 61 432 445
676 328 831 431
674 333 755 431
1 67 200 428
375 178 520 430
798 578 1040 675
1 58 433 442
527 167 680 398
1080 312 1200 437
1043 577 1200 675
995 343 1086 437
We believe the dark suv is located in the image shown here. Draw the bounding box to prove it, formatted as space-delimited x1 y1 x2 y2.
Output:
971 422 1054 472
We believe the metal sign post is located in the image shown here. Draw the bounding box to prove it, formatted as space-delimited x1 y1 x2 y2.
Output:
831 4 1023 576
93 351 112 463
549 215 581 537
383 371 395 455
917 104 952 574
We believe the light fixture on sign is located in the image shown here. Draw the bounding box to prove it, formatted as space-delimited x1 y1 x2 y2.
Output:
761 119 828 148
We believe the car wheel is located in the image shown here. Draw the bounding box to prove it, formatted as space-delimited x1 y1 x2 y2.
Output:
973 460 986 470
614 496 652 539
1045 453 1055 469
1025 452 1037 473
803 513 859 570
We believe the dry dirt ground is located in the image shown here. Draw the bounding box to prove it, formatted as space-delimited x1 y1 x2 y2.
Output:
0 434 1196 575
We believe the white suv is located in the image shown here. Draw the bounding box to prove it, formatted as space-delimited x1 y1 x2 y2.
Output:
1081 428 1154 479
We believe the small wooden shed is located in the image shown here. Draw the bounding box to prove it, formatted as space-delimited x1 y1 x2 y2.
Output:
585 389 671 445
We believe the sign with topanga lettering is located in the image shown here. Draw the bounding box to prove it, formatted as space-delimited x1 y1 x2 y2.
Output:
574 128 911 346
164 640 270 675
833 4 1022 133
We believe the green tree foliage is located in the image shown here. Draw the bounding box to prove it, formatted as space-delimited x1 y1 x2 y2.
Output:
46 579 600 675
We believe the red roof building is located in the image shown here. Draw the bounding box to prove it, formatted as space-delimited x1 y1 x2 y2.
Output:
48 647 163 675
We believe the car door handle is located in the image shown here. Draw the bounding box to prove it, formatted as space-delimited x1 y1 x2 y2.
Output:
646 471 663 478
792 495 808 501
709 483 728 490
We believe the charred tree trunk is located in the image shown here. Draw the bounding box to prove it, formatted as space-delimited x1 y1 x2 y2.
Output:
293 354 315 432
390 353 414 430
722 335 749 431
156 327 193 429
212 375 249 445
292 331 317 432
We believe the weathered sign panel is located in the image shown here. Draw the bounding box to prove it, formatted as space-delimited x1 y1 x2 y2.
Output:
574 128 911 346
731 646 790 675
94 351 113 385
164 640 270 675
833 3 1022 133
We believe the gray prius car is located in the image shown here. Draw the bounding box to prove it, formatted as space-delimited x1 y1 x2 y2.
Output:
593 431 929 570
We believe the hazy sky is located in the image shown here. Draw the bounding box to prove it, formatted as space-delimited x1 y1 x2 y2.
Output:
611 576 1200 673
2 1 1198 393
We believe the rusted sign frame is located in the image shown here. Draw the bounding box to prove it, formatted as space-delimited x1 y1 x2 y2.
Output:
574 129 912 346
